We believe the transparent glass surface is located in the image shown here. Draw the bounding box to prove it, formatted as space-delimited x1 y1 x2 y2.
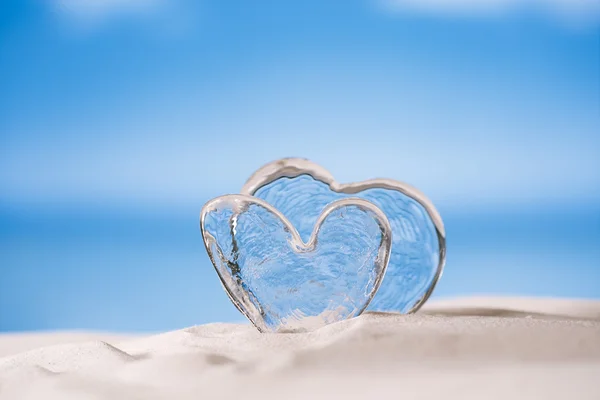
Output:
253 175 441 313
201 195 391 333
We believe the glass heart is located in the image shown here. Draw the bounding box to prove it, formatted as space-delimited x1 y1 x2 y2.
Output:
200 195 391 333
242 158 446 314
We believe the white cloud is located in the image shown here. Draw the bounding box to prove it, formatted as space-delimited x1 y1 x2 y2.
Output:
56 0 165 21
52 0 198 35
379 0 600 25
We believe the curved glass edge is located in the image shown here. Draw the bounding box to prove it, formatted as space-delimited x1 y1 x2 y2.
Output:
240 157 446 314
200 194 393 332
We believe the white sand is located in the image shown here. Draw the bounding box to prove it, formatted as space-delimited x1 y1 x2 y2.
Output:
1 297 599 400
0 332 137 359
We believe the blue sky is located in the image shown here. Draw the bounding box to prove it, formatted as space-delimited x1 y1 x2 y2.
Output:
0 0 599 332
1 0 599 211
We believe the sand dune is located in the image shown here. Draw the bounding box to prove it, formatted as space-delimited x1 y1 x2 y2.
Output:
1 297 599 399
0 332 137 359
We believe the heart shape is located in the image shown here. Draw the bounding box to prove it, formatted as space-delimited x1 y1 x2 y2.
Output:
241 158 446 314
200 194 391 332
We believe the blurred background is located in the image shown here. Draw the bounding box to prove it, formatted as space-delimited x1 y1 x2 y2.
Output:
1 0 598 333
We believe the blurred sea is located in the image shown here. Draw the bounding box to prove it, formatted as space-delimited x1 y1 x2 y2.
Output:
1 202 598 332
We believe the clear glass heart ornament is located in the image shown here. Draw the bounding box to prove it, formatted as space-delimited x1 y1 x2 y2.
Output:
242 158 446 314
200 195 392 333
